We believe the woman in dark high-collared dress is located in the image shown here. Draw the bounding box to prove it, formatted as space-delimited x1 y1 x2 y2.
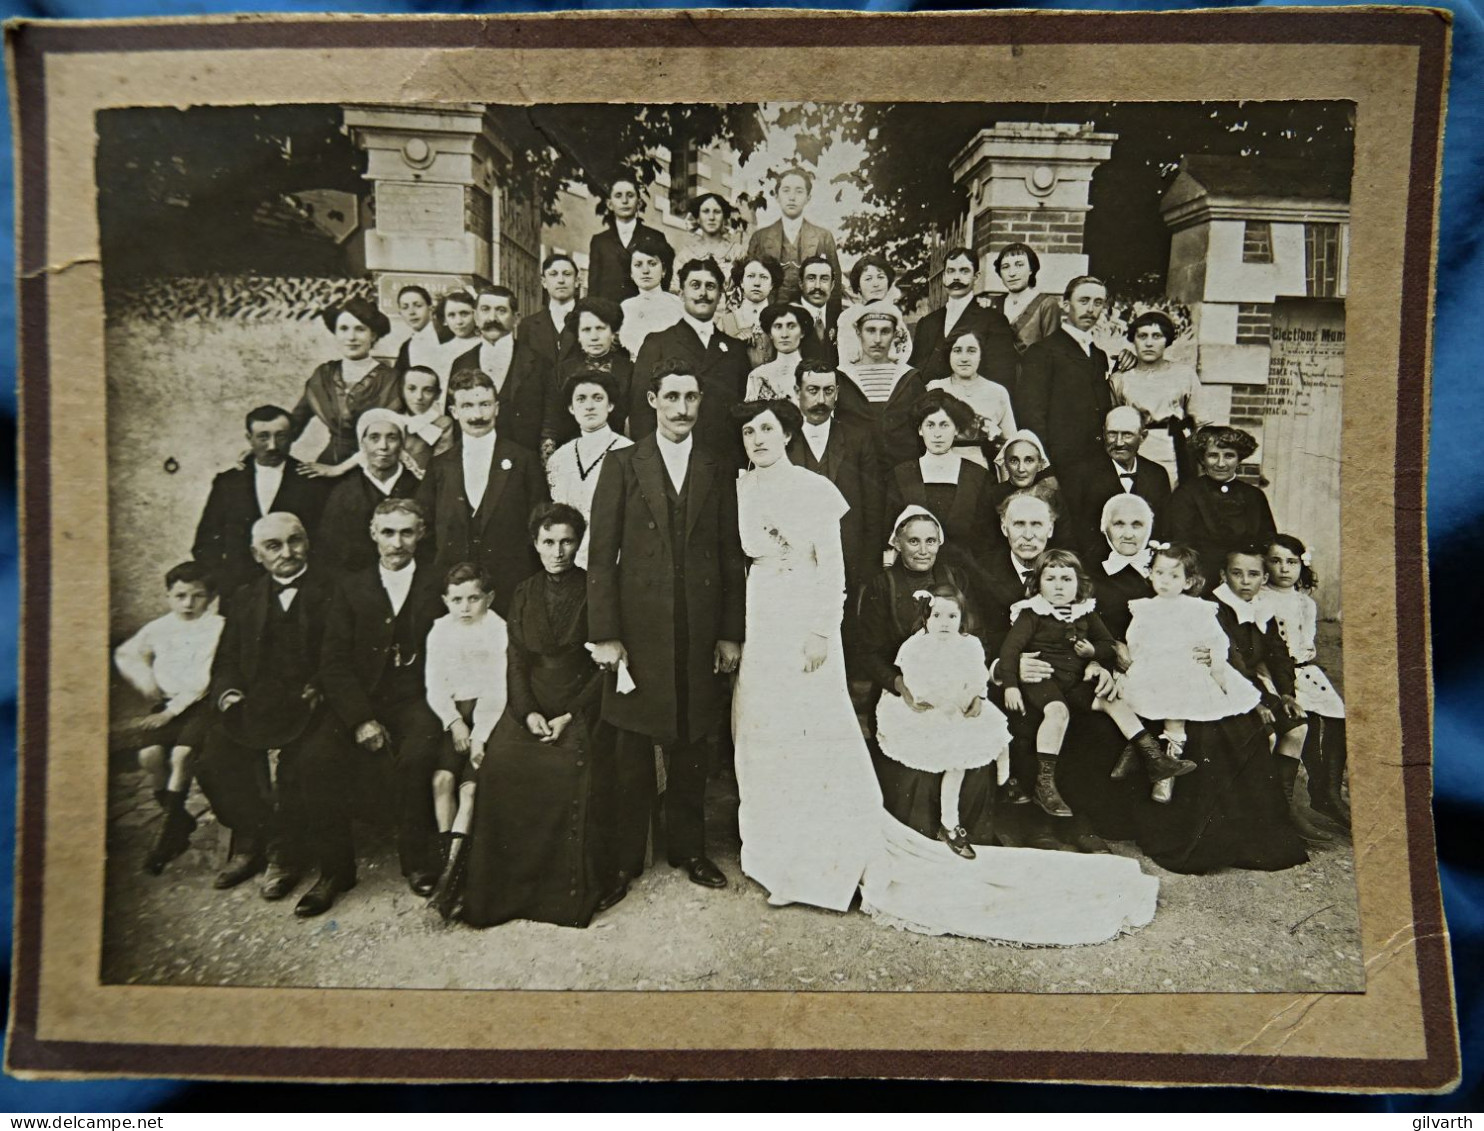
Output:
1165 424 1277 590
882 390 999 568
290 296 404 479
461 503 608 929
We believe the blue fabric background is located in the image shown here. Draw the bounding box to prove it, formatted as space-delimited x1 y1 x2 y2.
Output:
0 0 1477 1109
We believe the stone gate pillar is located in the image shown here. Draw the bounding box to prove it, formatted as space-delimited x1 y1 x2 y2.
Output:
343 103 542 332
950 122 1118 296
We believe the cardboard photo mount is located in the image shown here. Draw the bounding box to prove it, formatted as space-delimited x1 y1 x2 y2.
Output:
3 9 1458 1089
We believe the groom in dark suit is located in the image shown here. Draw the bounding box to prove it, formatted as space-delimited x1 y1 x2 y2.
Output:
629 257 750 465
192 405 328 602
587 364 747 902
1016 276 1116 473
416 368 548 618
785 361 882 594
1059 405 1174 559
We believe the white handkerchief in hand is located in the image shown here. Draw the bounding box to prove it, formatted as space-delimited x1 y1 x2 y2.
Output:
585 643 637 695
614 658 637 695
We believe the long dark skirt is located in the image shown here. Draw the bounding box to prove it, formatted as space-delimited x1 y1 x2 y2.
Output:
461 713 602 929
1132 710 1309 874
871 744 1000 843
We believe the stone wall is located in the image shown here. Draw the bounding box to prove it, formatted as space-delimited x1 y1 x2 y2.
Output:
107 275 375 637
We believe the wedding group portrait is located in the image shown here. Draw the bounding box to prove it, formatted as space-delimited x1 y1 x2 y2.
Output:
97 97 1362 995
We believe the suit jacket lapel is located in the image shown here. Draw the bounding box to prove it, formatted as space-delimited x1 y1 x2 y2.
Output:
684 446 716 541
823 427 846 480
473 441 510 526
634 441 673 552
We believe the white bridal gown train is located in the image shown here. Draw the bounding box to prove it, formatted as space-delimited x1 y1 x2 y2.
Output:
732 461 1158 943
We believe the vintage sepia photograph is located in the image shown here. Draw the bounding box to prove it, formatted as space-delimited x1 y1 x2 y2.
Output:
94 96 1364 995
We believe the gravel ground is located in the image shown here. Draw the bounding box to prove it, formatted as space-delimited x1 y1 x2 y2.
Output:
100 764 1364 995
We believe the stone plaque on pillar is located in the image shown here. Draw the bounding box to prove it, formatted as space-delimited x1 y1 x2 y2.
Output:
951 122 1117 296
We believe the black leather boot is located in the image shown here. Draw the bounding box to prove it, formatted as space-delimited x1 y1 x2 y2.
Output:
1033 754 1073 818
1277 756 1333 844
427 832 468 921
144 789 196 875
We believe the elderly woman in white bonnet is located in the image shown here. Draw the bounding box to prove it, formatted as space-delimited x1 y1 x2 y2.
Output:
1090 491 1158 642
317 407 422 575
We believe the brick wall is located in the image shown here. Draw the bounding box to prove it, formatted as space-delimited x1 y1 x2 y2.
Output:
1236 302 1273 346
984 207 1087 254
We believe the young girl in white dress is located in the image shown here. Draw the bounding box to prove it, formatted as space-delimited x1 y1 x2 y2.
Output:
875 584 1011 860
1120 542 1261 801
1260 534 1349 827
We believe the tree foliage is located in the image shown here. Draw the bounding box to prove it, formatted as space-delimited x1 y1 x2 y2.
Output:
97 100 1353 298
821 101 1355 308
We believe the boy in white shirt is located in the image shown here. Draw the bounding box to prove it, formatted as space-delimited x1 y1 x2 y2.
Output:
112 562 225 875
423 562 508 917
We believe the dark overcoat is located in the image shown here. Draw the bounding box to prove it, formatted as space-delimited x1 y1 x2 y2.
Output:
450 339 555 454
192 456 329 600
415 435 548 618
1059 452 1173 561
1016 328 1114 473
585 434 746 742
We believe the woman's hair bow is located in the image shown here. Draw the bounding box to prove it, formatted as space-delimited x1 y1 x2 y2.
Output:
1148 540 1171 552
1300 550 1313 566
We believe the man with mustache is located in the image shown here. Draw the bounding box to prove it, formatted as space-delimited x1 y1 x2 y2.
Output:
1017 275 1116 473
294 498 446 917
587 363 747 902
416 368 548 618
195 512 334 900
906 246 1019 390
449 285 553 455
785 361 883 595
1060 405 1173 559
629 257 750 465
797 254 843 368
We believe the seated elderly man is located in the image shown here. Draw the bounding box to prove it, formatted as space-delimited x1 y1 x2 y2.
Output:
957 490 1120 853
295 497 446 917
317 407 426 576
195 511 335 897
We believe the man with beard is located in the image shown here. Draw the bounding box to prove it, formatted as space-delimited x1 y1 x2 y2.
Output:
294 498 446 917
193 406 329 603
784 361 883 595
962 491 1117 851
195 512 333 898
317 409 426 575
629 258 750 465
907 246 1019 389
1059 405 1173 559
587 364 746 900
450 286 551 454
797 254 843 367
1017 276 1116 472
417 368 548 618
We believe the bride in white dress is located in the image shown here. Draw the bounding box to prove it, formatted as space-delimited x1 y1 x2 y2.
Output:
730 400 1159 943
732 400 883 910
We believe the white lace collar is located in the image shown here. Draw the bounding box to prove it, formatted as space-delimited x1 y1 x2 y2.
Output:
1103 548 1152 577
1213 583 1270 627
1010 595 1097 623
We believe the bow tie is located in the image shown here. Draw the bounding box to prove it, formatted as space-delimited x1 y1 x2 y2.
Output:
274 579 300 593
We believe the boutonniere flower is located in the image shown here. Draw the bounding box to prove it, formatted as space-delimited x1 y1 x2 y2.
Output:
500 458 512 470
717 340 728 353
975 294 993 308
